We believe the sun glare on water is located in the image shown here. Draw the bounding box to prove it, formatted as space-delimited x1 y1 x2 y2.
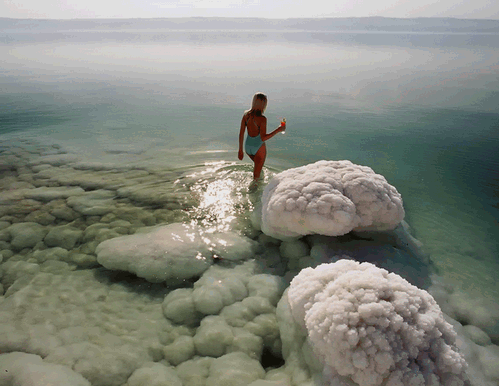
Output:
181 161 261 233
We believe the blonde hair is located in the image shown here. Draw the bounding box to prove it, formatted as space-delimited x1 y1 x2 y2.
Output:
245 92 268 117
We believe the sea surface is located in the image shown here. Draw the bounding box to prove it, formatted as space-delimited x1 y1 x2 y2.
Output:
1 23 499 383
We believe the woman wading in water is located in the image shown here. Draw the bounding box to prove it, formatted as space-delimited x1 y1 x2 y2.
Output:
238 93 286 181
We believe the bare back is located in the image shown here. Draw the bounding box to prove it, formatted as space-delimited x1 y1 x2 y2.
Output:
245 113 266 138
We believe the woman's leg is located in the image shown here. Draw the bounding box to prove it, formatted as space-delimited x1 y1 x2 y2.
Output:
252 144 267 180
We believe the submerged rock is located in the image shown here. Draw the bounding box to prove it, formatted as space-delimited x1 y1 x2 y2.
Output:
44 225 83 250
67 190 116 216
25 210 56 225
6 222 47 250
24 186 85 202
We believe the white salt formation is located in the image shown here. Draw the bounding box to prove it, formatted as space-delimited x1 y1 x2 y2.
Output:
1 139 498 386
125 362 183 386
261 160 405 239
162 263 285 362
96 223 257 283
0 268 169 386
286 260 468 386
95 223 214 283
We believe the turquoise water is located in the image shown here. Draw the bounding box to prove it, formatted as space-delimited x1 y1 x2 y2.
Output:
2 81 498 294
1 25 499 383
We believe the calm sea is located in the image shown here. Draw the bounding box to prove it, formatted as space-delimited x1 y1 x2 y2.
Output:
1 28 498 298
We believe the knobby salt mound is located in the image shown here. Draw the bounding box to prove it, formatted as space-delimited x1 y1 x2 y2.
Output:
261 160 405 239
286 260 468 386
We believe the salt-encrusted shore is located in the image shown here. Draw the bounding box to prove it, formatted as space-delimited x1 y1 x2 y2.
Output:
0 138 498 386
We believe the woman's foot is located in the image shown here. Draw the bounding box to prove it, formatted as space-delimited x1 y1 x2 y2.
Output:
248 179 259 192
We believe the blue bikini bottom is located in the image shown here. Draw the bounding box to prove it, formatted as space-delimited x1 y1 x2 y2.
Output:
245 134 264 156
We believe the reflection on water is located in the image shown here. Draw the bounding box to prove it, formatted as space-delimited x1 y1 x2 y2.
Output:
178 161 273 233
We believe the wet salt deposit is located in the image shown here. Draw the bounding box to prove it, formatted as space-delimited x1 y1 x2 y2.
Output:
0 137 498 386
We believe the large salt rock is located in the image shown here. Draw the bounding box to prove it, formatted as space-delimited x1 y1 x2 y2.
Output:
286 260 468 386
261 160 404 239
96 223 213 283
96 223 257 283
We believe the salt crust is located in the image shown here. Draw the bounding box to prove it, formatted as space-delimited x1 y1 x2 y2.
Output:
286 260 468 386
172 263 283 319
174 352 267 386
0 259 284 386
445 317 499 386
0 352 91 386
96 223 257 283
206 352 265 386
162 263 285 362
1 142 497 386
0 268 169 386
429 277 499 342
261 160 405 239
125 362 183 386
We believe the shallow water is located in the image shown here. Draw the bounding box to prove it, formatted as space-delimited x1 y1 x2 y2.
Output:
1 24 499 385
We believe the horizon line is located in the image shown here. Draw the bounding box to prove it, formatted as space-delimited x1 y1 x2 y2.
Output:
2 16 499 22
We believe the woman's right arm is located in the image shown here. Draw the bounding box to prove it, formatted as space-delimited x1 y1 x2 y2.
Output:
238 115 246 160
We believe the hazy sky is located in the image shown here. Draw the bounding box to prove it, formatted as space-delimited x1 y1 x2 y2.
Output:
2 0 499 19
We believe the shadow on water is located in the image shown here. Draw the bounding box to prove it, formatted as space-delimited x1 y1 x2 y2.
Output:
287 221 432 290
91 267 171 298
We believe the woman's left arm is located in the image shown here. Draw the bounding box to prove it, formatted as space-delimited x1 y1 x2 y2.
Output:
260 117 285 142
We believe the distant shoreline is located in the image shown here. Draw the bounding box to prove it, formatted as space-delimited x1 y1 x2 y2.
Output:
2 16 499 33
